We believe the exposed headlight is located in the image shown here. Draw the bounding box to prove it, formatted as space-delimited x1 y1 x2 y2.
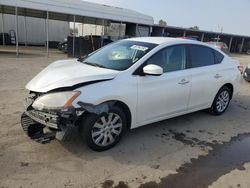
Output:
32 91 81 110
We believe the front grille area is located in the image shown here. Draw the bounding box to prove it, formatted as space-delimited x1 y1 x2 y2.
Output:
25 110 60 130
21 113 56 144
24 91 79 131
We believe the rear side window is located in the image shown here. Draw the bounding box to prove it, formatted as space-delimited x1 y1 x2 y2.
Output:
214 50 224 64
189 45 215 68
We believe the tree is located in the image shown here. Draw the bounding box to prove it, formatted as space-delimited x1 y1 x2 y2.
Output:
189 26 199 31
158 19 167 27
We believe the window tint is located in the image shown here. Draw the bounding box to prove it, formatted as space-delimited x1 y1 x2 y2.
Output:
147 45 186 73
214 50 224 64
189 45 215 68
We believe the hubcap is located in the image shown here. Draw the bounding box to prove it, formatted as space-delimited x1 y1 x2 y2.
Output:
91 113 122 147
216 90 230 113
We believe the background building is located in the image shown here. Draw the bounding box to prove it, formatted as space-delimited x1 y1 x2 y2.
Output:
2 14 69 45
0 0 249 56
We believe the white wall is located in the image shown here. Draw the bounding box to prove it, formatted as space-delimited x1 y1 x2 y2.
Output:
77 24 103 36
1 14 69 45
76 23 126 41
136 25 150 37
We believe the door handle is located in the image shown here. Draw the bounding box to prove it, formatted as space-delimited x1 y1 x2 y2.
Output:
214 74 222 79
178 79 190 85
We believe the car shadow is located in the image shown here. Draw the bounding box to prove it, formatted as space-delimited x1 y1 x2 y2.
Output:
60 110 219 163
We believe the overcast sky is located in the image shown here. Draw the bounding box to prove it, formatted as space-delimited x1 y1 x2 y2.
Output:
84 0 250 36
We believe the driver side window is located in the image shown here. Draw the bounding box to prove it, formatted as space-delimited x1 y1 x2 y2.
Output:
147 45 187 73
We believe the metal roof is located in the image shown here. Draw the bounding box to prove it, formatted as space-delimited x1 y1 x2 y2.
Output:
0 0 154 25
164 25 250 39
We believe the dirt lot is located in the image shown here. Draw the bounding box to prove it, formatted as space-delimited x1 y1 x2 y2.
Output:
0 47 250 188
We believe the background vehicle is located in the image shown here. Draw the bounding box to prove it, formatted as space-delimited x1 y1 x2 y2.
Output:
243 64 250 81
21 37 241 151
207 41 229 54
66 35 113 57
58 38 68 53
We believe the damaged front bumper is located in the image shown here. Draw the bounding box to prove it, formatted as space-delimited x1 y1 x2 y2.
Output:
21 97 83 144
20 92 112 144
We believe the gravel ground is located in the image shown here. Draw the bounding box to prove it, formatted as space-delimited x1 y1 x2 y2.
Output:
0 46 250 188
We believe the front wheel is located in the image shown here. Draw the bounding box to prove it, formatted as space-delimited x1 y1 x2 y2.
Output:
209 86 231 115
80 106 126 151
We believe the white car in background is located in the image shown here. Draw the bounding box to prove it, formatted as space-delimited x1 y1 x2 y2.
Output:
21 37 241 151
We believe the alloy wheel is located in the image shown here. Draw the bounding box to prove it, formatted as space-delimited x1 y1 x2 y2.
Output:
216 90 230 113
91 113 123 147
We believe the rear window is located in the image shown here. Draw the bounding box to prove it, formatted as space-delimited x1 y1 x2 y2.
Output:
189 45 215 68
214 50 224 64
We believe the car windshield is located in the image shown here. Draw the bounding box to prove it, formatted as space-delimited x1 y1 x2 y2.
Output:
80 40 158 71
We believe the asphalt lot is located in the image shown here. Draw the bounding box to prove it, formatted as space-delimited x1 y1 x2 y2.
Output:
0 46 250 188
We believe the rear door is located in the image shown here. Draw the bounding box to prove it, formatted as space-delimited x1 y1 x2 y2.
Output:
187 44 225 110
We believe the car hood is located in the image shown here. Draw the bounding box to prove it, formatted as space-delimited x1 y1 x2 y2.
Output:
26 59 119 92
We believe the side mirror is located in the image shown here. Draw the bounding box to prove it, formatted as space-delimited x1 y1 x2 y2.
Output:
143 64 163 76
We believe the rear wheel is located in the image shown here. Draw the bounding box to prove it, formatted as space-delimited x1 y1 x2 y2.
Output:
80 106 126 151
209 86 231 115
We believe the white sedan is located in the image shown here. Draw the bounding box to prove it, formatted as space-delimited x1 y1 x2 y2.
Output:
22 37 241 151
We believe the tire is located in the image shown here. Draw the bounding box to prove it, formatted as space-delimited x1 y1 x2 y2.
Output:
209 86 232 115
80 106 126 151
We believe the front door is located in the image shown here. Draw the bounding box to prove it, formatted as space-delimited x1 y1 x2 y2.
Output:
136 45 192 124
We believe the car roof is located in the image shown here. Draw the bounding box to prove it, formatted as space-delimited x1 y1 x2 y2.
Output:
125 37 205 46
126 37 181 45
125 37 227 56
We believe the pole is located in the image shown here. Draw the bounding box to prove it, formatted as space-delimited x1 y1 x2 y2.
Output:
102 19 105 36
1 13 4 46
240 38 245 53
183 31 186 37
136 24 139 37
201 33 205 42
73 15 76 57
82 23 84 36
46 11 49 57
229 37 233 53
15 7 19 57
119 22 122 39
24 16 27 47
101 19 104 47
162 27 165 36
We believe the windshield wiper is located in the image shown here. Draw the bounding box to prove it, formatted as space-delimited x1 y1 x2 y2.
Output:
84 61 108 69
